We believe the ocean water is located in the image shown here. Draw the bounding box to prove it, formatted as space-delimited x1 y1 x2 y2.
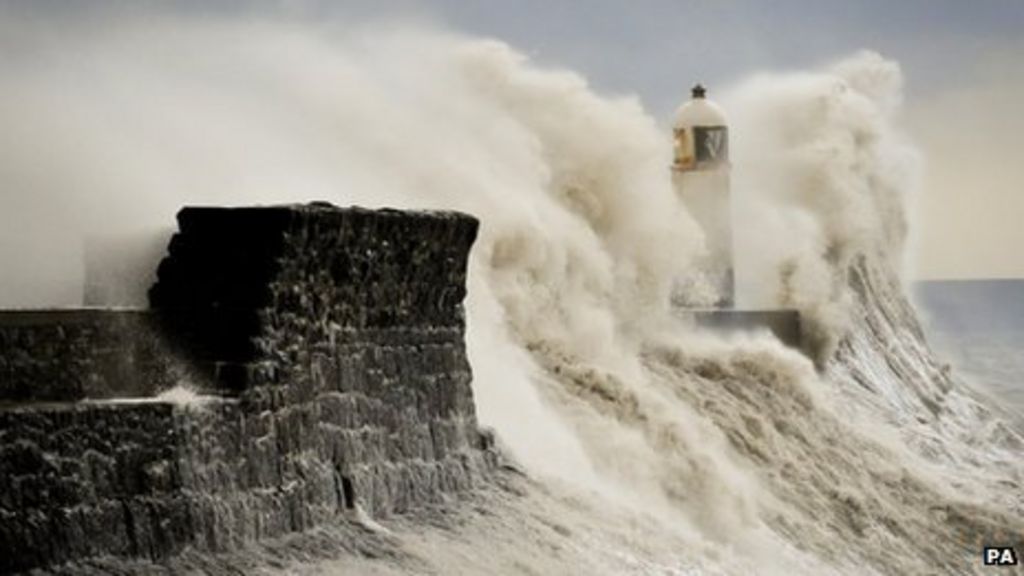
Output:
917 280 1024 413
2 12 1023 575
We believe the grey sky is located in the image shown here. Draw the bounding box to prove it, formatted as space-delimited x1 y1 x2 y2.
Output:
5 0 1023 278
395 0 1024 118
11 1 1022 112
339 0 1024 279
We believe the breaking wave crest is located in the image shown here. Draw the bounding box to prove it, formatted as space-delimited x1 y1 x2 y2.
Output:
0 12 1021 574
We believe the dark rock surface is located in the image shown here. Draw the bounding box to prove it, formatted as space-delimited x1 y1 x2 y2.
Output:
0 401 195 572
0 310 181 402
0 204 495 573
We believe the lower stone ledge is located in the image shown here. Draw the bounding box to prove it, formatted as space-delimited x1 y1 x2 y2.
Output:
0 398 496 572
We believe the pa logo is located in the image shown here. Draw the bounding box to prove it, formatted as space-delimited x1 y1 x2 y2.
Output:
984 546 1018 566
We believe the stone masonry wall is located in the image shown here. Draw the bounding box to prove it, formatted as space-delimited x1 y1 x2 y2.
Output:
0 204 495 573
0 311 180 402
149 204 492 518
0 402 199 572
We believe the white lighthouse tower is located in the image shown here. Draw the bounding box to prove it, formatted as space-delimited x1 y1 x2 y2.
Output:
673 84 734 308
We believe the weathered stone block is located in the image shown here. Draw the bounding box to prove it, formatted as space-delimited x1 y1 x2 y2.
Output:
1 204 496 572
0 311 182 402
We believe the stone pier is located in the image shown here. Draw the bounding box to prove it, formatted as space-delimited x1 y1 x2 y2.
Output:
0 203 496 573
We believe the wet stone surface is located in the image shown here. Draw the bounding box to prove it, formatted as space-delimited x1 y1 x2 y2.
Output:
0 204 497 573
0 311 182 402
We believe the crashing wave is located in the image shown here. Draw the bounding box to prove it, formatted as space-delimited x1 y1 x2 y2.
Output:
0 12 1021 574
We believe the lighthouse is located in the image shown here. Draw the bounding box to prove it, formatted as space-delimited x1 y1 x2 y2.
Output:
671 86 806 356
673 84 734 308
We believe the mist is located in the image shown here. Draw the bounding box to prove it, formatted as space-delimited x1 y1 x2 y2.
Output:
1 7 1021 575
0 8 707 495
907 47 1024 280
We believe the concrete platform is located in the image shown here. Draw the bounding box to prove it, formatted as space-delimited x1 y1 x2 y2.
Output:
678 308 804 351
0 309 178 402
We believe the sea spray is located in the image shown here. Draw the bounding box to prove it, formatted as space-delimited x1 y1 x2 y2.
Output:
726 51 920 361
0 10 1021 574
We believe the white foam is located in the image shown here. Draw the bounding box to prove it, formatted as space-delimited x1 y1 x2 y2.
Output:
0 12 1020 573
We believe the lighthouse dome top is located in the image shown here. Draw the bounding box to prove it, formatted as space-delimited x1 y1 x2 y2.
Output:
673 84 727 129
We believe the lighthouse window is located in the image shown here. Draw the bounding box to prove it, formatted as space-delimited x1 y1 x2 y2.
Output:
674 128 694 169
693 126 728 165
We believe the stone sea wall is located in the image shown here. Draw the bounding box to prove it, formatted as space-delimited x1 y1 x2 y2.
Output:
0 310 180 402
0 401 202 571
0 204 495 573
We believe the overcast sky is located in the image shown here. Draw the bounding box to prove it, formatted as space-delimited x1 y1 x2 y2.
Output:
346 0 1024 280
7 0 1024 279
